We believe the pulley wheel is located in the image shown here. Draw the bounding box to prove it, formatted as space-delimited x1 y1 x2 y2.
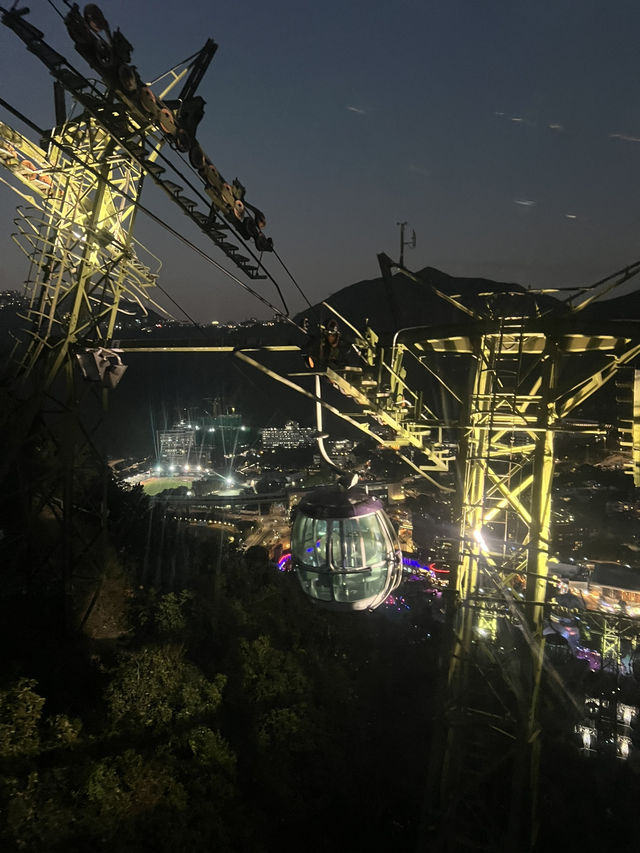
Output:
95 40 114 69
158 108 176 136
138 86 158 115
233 199 245 220
220 182 234 207
175 128 190 152
118 64 137 93
84 4 109 32
189 143 206 170
20 160 36 179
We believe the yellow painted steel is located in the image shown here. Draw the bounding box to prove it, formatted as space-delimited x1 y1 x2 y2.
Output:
3 115 162 390
601 619 622 671
4 20 640 847
619 369 640 486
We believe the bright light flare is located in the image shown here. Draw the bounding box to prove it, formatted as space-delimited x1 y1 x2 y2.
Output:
473 529 489 551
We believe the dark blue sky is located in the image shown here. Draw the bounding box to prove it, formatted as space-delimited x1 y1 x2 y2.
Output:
2 0 640 322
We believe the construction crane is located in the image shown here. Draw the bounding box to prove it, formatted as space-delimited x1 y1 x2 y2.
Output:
3 4 640 852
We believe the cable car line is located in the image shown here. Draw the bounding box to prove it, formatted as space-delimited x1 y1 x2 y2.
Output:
273 248 316 314
1 2 324 335
1 4 461 495
98 102 294 313
0 95 304 332
2 4 456 489
6 6 640 846
1 96 458 497
45 0 65 20
1 3 271 281
1 1 313 322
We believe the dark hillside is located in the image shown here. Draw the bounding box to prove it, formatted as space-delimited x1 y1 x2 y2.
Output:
296 265 562 339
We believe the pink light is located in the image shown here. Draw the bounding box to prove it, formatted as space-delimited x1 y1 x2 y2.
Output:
278 552 292 571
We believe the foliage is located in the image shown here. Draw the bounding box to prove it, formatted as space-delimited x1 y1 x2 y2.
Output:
44 714 82 748
83 749 188 828
135 589 194 637
104 644 226 734
0 513 440 852
0 678 45 758
239 634 308 705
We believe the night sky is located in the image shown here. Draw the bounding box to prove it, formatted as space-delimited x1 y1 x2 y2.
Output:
2 0 640 322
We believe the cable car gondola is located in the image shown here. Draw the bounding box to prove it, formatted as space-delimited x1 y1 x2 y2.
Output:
290 484 403 612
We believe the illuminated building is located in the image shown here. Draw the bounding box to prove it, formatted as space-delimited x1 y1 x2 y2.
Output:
260 420 316 449
158 425 200 470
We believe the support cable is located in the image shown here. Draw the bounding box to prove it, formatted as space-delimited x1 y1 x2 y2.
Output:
0 7 302 318
44 0 65 20
0 96 306 335
138 139 293 313
561 260 640 313
273 248 317 315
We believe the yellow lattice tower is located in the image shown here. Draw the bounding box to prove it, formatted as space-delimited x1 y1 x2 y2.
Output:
0 107 166 615
373 278 640 851
3 114 161 388
601 618 622 671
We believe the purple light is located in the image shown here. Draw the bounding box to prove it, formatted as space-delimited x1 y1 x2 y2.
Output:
403 556 449 574
575 647 601 672
278 553 292 571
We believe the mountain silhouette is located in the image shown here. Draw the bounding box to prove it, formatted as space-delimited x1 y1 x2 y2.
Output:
3 264 640 458
296 264 562 339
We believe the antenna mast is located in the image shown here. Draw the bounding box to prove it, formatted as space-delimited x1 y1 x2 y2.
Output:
397 220 416 266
